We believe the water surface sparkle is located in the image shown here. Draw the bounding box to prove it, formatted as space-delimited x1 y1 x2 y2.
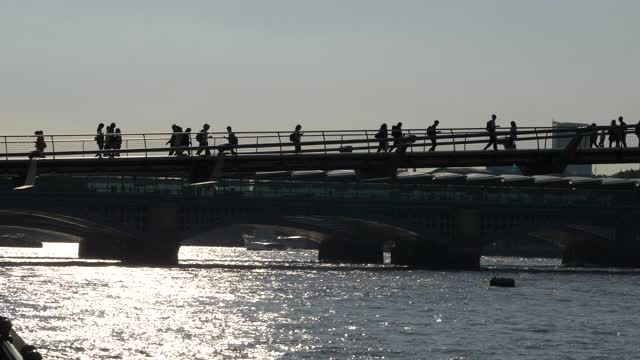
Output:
0 244 638 359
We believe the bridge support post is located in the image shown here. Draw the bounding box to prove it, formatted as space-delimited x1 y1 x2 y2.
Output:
391 211 481 270
318 238 384 264
78 236 124 261
123 204 181 265
450 210 482 269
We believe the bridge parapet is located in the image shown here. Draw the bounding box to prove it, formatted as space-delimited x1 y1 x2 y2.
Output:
0 126 601 160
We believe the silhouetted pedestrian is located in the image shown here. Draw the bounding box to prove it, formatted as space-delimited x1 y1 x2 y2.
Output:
588 123 599 148
94 123 105 157
598 128 606 148
174 127 189 156
182 128 192 156
224 126 238 155
618 116 627 148
483 114 498 151
506 121 517 149
389 122 403 152
290 124 303 153
636 120 640 146
427 120 440 151
29 130 47 159
104 123 116 157
375 123 388 152
167 124 183 156
608 120 619 148
113 128 122 157
196 124 212 156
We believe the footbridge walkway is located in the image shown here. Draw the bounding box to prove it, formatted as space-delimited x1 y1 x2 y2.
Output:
2 125 640 186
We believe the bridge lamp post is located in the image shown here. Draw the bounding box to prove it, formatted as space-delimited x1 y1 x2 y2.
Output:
13 159 38 190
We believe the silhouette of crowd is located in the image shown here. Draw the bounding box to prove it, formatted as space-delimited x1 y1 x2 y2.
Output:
587 116 638 149
26 115 640 159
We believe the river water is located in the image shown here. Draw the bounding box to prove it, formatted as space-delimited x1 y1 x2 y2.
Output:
0 243 639 360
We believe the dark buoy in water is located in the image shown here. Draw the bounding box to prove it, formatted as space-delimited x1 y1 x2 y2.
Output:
490 277 515 287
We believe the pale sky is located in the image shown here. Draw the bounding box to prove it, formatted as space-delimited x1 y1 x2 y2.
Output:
1 0 639 141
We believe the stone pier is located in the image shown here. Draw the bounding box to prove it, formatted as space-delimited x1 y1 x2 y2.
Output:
78 236 125 261
77 204 182 265
122 204 181 265
390 210 481 270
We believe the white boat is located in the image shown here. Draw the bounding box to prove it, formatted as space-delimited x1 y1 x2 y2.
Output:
242 229 318 250
243 230 286 251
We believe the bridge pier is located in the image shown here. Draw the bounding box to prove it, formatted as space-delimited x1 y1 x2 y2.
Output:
77 204 181 265
122 236 180 265
562 216 640 267
391 210 481 270
78 237 124 261
318 238 384 264
122 204 181 265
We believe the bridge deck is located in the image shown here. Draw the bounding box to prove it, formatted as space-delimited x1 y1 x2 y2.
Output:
2 125 639 181
1 148 640 178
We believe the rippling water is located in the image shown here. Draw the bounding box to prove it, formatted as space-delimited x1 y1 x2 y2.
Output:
1 243 639 359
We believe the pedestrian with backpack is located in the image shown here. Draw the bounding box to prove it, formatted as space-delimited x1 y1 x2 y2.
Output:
427 120 440 151
388 122 403 152
483 114 498 151
224 126 238 155
196 124 212 156
29 130 47 159
375 123 389 152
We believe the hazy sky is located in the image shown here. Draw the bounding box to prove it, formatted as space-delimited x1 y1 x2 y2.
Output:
1 0 639 137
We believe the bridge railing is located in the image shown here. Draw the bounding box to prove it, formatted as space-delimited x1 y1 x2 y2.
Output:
0 125 633 160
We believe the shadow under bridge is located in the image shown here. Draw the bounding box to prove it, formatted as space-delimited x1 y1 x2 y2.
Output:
186 215 421 264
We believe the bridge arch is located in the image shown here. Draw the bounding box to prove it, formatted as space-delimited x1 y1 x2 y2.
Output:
181 214 424 264
0 210 133 260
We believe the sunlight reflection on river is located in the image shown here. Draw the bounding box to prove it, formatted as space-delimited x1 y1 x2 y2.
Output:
0 243 638 359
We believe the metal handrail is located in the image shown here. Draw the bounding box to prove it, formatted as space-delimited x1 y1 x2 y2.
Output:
0 125 631 160
0 125 598 138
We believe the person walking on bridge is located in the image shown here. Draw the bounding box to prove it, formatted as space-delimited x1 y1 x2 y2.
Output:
167 124 182 156
95 123 105 158
375 123 388 152
427 120 440 151
113 128 122 157
483 114 498 151
290 124 303 153
588 123 599 148
635 120 640 146
608 120 620 148
196 124 212 156
174 127 190 156
388 122 403 152
224 126 238 155
618 116 628 148
505 121 517 149
29 130 47 159
104 122 116 158
182 128 192 156
598 127 606 148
